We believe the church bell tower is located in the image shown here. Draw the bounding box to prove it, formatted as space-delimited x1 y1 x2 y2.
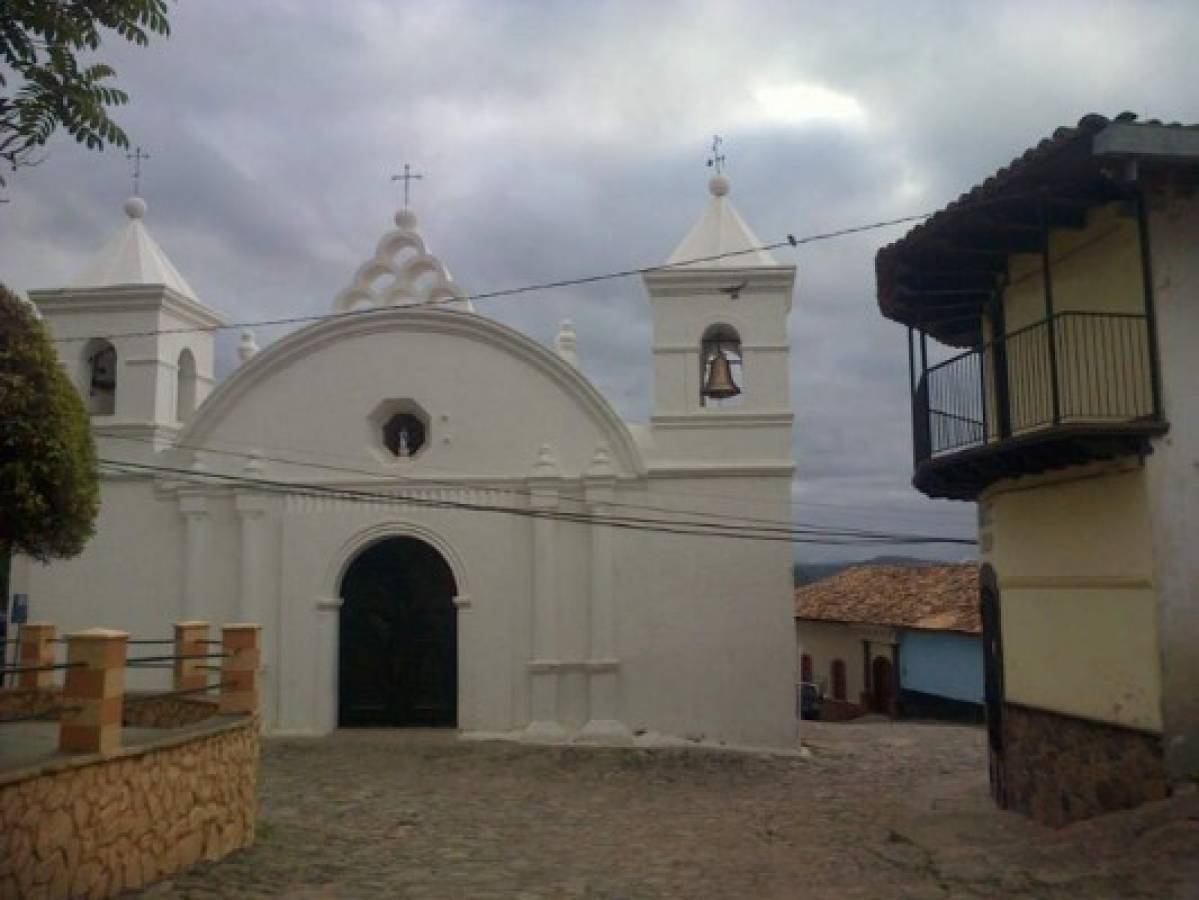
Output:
643 170 795 464
30 196 229 454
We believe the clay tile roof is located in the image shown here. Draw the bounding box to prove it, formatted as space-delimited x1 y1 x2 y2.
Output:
877 113 1130 267
794 563 980 634
874 112 1199 345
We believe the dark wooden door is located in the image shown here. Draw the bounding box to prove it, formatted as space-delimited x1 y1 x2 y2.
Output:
871 656 895 715
338 538 457 727
979 563 1006 807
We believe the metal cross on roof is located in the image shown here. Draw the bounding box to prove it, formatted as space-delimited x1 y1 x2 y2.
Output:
127 146 150 196
706 135 726 175
391 163 424 208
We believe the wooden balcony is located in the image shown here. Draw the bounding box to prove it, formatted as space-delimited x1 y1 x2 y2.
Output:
911 312 1167 500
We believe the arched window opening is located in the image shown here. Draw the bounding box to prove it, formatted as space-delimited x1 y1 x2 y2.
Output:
831 659 847 701
800 653 813 683
176 348 197 422
700 323 743 407
83 339 117 416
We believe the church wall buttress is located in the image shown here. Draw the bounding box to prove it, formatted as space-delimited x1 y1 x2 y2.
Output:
178 492 210 622
526 473 567 740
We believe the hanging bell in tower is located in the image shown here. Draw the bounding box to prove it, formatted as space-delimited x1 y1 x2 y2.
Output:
702 349 741 399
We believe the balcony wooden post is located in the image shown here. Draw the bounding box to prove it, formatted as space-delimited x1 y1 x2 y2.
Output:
1039 192 1062 425
988 289 1012 440
908 327 919 465
1135 187 1164 420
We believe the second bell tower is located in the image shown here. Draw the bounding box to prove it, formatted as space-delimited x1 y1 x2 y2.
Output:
643 172 795 464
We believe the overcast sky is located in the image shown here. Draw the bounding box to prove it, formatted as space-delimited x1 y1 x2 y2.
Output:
3 0 1196 562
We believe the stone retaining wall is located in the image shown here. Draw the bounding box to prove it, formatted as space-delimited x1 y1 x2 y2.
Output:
0 716 258 899
121 694 220 729
0 687 65 721
999 703 1169 826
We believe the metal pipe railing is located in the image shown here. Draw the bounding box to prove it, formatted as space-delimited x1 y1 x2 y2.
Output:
914 310 1158 461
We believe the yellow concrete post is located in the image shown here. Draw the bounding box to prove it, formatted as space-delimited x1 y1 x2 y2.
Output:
60 628 128 754
219 624 260 714
16 622 56 689
173 620 210 693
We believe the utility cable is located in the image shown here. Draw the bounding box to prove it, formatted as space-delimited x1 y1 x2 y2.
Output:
98 456 976 546
99 432 973 544
48 190 1049 346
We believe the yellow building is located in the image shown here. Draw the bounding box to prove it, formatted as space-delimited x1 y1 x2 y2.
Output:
876 113 1199 826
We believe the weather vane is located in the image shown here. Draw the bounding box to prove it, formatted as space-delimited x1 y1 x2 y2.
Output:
391 163 424 209
706 135 726 175
127 146 150 196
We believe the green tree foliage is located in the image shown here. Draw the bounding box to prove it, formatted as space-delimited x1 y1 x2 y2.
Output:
0 1 171 186
0 284 99 561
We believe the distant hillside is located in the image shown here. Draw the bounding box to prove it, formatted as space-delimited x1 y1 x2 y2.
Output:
792 555 948 587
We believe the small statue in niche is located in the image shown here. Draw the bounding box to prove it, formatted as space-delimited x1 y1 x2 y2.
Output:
383 411 427 458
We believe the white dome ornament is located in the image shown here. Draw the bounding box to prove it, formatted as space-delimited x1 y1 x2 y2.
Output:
237 329 259 363
555 319 579 368
123 195 148 219
332 166 474 314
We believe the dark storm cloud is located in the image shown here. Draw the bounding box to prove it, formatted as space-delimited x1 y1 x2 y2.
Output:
3 0 1196 560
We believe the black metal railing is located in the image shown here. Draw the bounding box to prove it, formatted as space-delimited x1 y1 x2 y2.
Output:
914 311 1158 461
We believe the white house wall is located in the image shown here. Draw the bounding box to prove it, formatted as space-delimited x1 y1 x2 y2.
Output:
1143 183 1199 779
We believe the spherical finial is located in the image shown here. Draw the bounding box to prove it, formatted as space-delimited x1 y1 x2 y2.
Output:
124 196 147 219
394 209 418 230
238 328 259 362
708 174 730 197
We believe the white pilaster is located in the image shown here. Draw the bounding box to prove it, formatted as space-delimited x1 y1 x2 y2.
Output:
579 444 631 743
525 444 567 740
314 597 343 735
178 492 209 621
235 464 273 727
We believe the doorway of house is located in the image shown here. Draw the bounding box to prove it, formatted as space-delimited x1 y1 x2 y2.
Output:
979 563 1006 806
871 656 895 716
338 537 458 727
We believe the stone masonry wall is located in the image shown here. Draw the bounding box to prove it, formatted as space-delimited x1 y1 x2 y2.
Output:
121 694 220 730
0 688 65 721
0 717 257 899
999 703 1169 827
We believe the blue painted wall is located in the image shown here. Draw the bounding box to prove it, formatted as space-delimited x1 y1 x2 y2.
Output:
899 630 983 704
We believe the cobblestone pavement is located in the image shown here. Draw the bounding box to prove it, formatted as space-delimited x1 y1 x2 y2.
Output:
137 722 1199 899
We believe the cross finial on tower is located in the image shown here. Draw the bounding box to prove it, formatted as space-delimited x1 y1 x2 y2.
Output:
127 146 150 196
706 135 726 175
391 163 424 209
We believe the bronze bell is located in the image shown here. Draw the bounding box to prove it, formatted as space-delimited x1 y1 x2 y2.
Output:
702 350 741 399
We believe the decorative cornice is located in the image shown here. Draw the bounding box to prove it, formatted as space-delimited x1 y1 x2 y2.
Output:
644 266 796 297
654 342 790 353
30 284 229 329
651 411 794 428
647 461 796 478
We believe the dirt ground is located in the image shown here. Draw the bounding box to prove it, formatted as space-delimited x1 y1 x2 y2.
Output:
137 721 1199 899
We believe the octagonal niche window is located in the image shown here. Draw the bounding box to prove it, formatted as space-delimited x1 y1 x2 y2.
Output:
383 412 427 458
368 399 433 462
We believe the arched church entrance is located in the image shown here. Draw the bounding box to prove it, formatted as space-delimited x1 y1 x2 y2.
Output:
338 537 458 727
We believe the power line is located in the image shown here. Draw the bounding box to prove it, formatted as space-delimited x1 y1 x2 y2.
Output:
99 433 975 544
97 456 976 547
105 428 974 526
44 185 1058 349
49 192 1042 347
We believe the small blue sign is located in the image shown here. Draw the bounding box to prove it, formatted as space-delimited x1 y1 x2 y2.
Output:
10 593 29 625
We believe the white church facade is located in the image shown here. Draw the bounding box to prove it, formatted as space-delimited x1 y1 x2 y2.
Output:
14 174 799 748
